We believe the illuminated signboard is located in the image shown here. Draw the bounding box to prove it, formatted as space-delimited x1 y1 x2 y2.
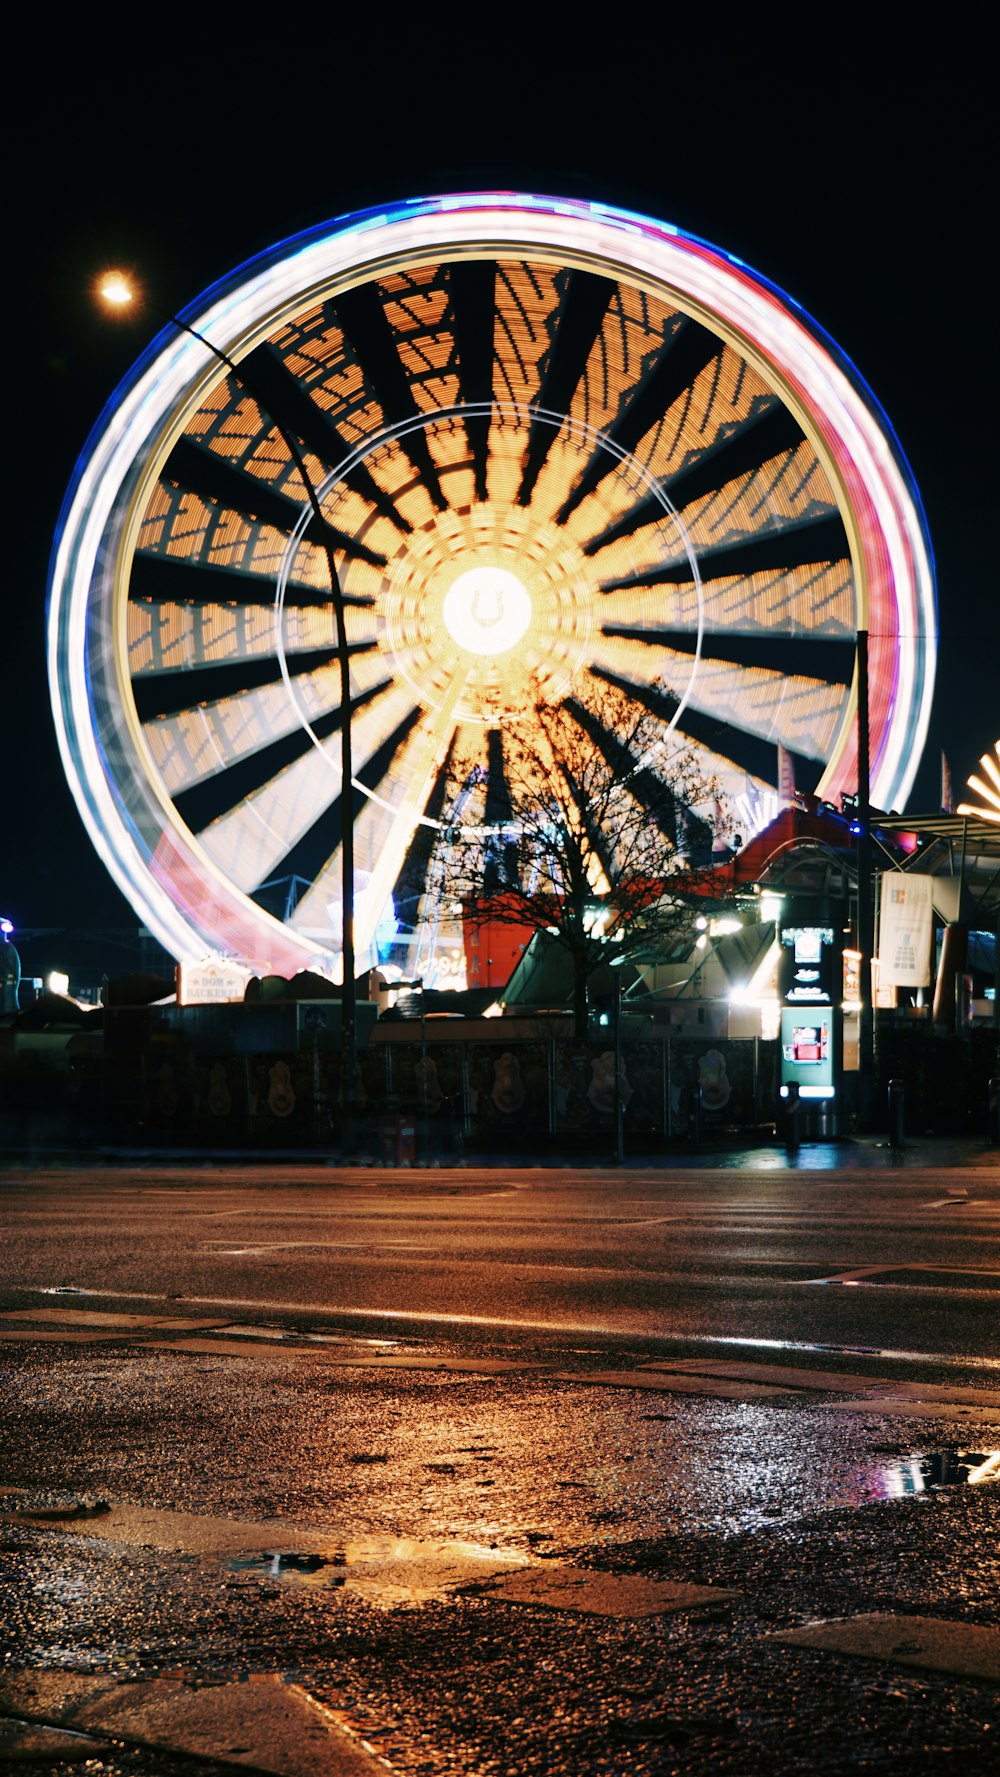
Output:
778 924 837 1005
176 959 251 1005
779 1007 836 1099
778 902 843 1102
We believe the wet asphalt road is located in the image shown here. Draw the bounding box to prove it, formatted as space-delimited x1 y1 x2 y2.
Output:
1 1147 998 1775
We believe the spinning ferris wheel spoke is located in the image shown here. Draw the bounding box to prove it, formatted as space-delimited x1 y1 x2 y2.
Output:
51 194 936 981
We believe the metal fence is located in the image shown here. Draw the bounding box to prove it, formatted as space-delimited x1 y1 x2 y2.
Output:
116 1032 779 1155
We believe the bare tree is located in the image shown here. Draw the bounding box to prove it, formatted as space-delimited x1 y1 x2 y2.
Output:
432 679 727 1035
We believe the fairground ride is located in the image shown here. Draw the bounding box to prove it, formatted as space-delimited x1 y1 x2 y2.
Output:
48 193 936 986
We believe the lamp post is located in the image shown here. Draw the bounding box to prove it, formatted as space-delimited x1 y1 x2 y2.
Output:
613 963 625 1166
98 273 357 1119
856 628 874 1131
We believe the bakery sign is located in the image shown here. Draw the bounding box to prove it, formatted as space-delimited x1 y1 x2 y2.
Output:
176 958 252 1005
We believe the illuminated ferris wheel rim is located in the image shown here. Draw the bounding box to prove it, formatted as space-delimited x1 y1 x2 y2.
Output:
49 191 937 973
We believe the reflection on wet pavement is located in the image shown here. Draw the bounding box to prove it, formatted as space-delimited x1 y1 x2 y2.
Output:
878 1448 1000 1495
226 1535 530 1606
229 1549 346 1585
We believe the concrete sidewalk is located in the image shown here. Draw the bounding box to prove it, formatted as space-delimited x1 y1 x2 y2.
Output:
1 1126 998 1171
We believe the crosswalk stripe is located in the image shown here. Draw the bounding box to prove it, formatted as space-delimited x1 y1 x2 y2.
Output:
772 1614 999 1683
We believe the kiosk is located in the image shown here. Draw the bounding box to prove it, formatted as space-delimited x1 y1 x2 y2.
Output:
778 900 844 1137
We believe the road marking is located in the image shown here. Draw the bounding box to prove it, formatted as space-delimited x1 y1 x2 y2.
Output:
772 1614 999 1683
0 1329 129 1343
0 1308 228 1331
24 1326 993 1417
13 1286 1000 1369
806 1264 1000 1289
552 1370 798 1399
0 1672 384 1775
821 1399 1000 1424
848 1379 1000 1406
0 1717 111 1760
621 1216 683 1226
209 1241 434 1255
145 1338 399 1363
689 1335 1000 1371
483 1565 740 1618
0 1306 230 1344
644 1359 890 1392
149 1340 548 1375
642 1361 1000 1408
3 1500 329 1556
211 1325 397 1347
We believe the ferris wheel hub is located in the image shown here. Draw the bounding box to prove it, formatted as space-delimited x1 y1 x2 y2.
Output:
48 192 937 979
442 565 533 658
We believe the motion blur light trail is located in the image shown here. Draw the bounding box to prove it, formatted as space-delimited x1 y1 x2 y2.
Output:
50 193 936 977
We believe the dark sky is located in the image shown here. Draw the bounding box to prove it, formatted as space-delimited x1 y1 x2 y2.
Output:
6 22 995 938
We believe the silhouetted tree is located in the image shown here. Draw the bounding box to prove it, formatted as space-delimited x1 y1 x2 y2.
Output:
432 681 725 1035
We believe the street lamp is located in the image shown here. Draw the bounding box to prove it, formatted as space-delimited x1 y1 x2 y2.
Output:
855 628 874 1131
97 271 358 1117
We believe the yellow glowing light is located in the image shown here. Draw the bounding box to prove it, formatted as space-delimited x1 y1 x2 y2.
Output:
442 566 532 658
97 271 136 309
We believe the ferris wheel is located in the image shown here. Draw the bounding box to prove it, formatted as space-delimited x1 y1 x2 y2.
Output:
48 193 936 982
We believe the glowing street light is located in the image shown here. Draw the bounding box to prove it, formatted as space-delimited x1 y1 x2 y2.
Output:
97 271 135 309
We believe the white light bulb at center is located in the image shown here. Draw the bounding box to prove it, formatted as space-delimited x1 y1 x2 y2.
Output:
442 566 532 657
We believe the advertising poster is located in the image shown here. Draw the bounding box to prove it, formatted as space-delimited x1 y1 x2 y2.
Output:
878 873 934 988
468 1042 549 1136
779 1008 835 1099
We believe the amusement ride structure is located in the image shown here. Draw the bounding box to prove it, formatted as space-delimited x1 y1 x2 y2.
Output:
48 193 936 987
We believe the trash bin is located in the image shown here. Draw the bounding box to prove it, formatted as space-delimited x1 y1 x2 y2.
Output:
888 1079 905 1149
814 1103 837 1140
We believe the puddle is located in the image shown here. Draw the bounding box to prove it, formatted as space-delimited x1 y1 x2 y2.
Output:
225 1535 529 1606
230 1550 345 1585
878 1448 1000 1496
29 1647 119 1672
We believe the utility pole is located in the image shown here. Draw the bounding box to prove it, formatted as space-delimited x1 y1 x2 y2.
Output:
613 967 625 1166
856 629 874 1130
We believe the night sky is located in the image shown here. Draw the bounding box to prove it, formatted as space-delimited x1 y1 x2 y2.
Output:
6 22 995 944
